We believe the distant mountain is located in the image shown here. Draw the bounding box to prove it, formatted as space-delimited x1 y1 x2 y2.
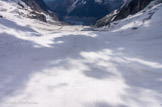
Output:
95 0 154 27
45 0 124 24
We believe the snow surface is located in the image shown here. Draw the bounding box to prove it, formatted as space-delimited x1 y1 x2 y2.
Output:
0 0 162 107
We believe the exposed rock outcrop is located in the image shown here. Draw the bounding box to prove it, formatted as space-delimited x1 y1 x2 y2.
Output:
21 0 58 22
95 0 153 27
28 11 47 22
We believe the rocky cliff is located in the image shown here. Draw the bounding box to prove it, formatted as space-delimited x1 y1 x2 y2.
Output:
95 0 153 27
21 0 58 22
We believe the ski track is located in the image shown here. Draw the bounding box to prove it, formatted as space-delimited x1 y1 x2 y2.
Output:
0 0 162 107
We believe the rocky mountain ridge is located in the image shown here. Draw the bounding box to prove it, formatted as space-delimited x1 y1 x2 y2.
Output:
21 0 58 22
95 0 157 27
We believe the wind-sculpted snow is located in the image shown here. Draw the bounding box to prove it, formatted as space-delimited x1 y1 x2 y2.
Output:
0 1 162 107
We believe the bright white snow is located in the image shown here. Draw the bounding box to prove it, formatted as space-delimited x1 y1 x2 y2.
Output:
0 0 162 107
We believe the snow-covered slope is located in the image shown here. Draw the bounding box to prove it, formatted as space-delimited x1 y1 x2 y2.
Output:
0 0 162 107
0 0 59 24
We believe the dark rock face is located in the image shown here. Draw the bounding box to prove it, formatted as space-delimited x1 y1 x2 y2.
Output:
114 0 153 21
28 11 47 22
21 0 44 12
21 0 58 22
94 10 118 27
34 0 50 11
45 0 124 24
95 0 153 27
